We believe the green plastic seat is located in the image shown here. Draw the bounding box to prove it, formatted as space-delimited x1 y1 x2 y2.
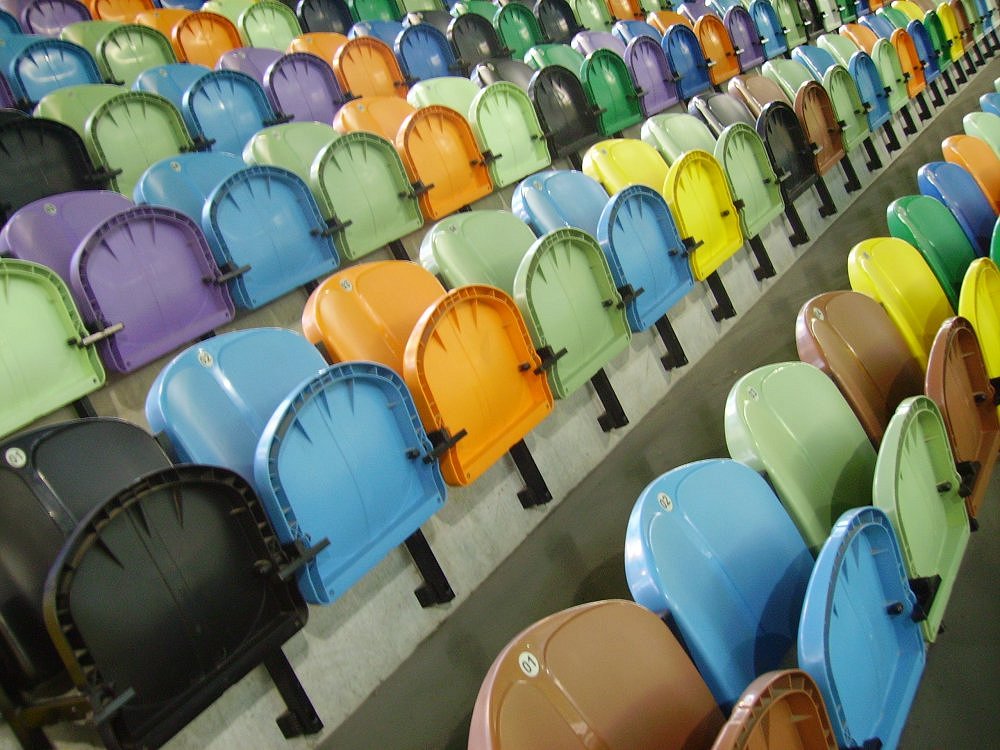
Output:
993 218 1000 262
523 44 586 78
310 131 423 260
513 227 631 399
406 76 479 113
880 6 912 28
494 3 544 59
0 258 105 439
456 0 498 19
396 0 439 11
349 0 401 21
822 64 870 152
873 396 970 642
242 122 340 207
33 84 124 139
871 38 909 114
582 138 669 194
59 20 124 58
924 11 954 73
886 195 976 310
581 48 643 135
962 111 1000 160
640 112 717 165
958 258 1000 385
202 0 256 24
714 123 784 239
238 0 302 49
817 31 861 67
761 58 814 102
725 361 877 553
469 82 551 188
847 237 955 368
772 0 808 47
97 24 177 86
571 0 614 30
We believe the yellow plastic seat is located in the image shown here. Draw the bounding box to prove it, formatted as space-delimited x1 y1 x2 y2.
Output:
172 11 242 67
333 36 408 99
958 258 1000 387
286 31 348 63
333 96 415 139
937 2 964 61
942 134 1000 215
581 138 669 194
892 0 926 21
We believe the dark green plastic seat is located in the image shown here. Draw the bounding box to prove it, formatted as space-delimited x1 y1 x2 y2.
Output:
714 123 784 239
581 48 643 135
495 3 544 59
469 82 552 188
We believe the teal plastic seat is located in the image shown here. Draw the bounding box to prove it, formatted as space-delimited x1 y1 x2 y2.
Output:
523 43 586 77
406 75 479 112
640 112 716 165
348 0 401 21
238 0 302 49
714 123 785 239
580 47 642 135
962 111 1000 160
725 361 877 553
132 63 209 111
469 82 551 188
0 36 102 108
97 23 177 86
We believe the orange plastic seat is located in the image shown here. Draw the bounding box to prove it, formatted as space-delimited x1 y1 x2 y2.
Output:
333 96 415 139
88 0 153 22
286 31 348 64
891 28 926 99
926 316 1000 518
727 73 790 118
648 10 692 34
695 14 740 86
794 81 846 178
172 11 242 67
839 23 879 54
942 134 1000 215
608 0 643 20
468 600 725 750
134 8 191 44
333 36 408 99
397 106 493 220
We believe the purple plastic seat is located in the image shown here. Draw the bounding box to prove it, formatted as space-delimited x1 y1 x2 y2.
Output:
69 204 234 372
572 30 627 57
20 0 89 36
724 6 765 71
216 47 283 86
264 51 345 123
0 190 132 283
0 72 14 108
679 0 713 23
624 35 679 116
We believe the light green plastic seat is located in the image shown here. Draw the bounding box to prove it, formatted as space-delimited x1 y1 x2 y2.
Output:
59 20 124 58
523 44 586 78
725 361 877 553
886 195 976 310
494 3 544 59
714 123 784 238
761 58 813 101
420 210 536 291
962 111 1000 159
469 82 551 188
406 76 479 113
873 396 970 642
581 48 643 135
823 64 870 152
818 31 861 67
571 0 614 30
242 122 340 206
0 258 106 439
33 83 123 139
582 138 669 194
97 24 177 86
513 228 631 399
640 112 716 165
310 131 423 260
202 0 256 24
871 38 909 114
773 0 808 47
238 0 302 49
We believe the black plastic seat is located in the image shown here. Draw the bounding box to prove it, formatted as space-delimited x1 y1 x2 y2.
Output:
528 64 601 165
472 58 536 90
296 0 353 33
534 0 583 43
448 12 507 72
688 92 755 138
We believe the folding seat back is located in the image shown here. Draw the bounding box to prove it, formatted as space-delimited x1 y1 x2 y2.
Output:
533 0 583 43
395 22 456 81
625 459 813 709
863 10 898 36
880 5 913 26
582 137 668 194
694 12 739 85
942 134 1000 215
32 81 119 137
817 30 858 66
918 161 996 256
216 46 281 84
981 91 1000 117
724 6 766 70
200 0 253 24
523 41 585 76
890 26 925 96
510 228 629 398
907 18 941 83
400 10 449 35
791 43 838 79
132 149 239 219
467 600 725 750
798 507 925 750
840 20 880 52
57 19 122 60
963 111 1000 159
471 57 536 89
89 0 152 21
131 61 206 111
264 51 346 122
350 18 406 43
528 64 600 159
794 80 844 175
641 111 716 164
406 75 478 111
796 289 925 445
870 37 908 113
761 56 812 100
959 258 1000 384
821 63 867 151
348 0 401 21
688 92 755 137
607 0 643 21
727 72 791 117
0 258 105 438
297 0 354 33
286 30 349 62
132 8 190 47
662 23 710 99
679 0 713 23
623 35 678 116
579 47 642 135
749 0 788 58
2 36 101 107
926 316 1000 518
756 100 818 203
496 2 545 58
714 122 784 238
663 149 742 281
511 168 609 236
333 35 407 97
886 194 976 309
596 184 695 330
310 131 424 259
936 0 963 59
0 8 21 33
611 18 660 45
813 0 842 30
172 11 242 67
396 105 492 219
333 95 414 138
238 0 301 49
242 120 339 177
847 237 954 367
94 23 176 86
950 0 974 48
709 0 750 12
21 0 92 37
470 81 552 187
570 0 613 31
571 29 626 56
182 69 278 155
449 11 505 69
922 9 953 72
847 51 891 133
895 0 926 19
647 9 691 35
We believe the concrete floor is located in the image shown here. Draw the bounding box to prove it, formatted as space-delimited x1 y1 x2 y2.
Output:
321 61 1000 750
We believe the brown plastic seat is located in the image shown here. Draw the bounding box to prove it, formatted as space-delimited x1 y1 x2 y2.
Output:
648 10 692 34
88 0 153 21
942 134 1000 214
891 28 926 99
839 22 879 54
711 670 838 750
794 81 845 177
695 14 740 87
727 73 790 118
608 0 644 20
796 290 925 446
925 316 1000 518
134 8 191 44
172 11 242 67
286 31 348 64
333 36 408 99
397 106 492 219
333 96 415 139
468 600 725 750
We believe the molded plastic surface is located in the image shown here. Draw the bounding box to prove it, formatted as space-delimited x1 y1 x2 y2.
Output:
714 122 784 238
511 168 609 236
582 137 668 194
264 51 346 123
470 81 551 187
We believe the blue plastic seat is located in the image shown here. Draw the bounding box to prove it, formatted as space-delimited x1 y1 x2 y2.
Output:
849 50 892 133
348 18 404 45
625 459 813 711
918 161 997 256
133 151 243 222
981 91 1000 117
132 62 210 111
791 44 838 80
0 8 21 34
798 507 926 750
749 0 788 59
182 69 282 155
395 22 457 80
0 36 101 107
511 168 609 236
861 12 897 39
907 19 941 84
662 23 711 100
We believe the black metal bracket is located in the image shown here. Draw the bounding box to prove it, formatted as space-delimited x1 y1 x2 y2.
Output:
72 396 97 419
928 78 944 108
840 151 861 193
942 67 956 95
70 322 124 348
814 175 837 218
682 235 704 253
533 345 567 374
388 239 410 261
956 459 979 498
264 113 295 127
915 91 931 122
187 135 216 152
208 262 252 284
263 650 324 739
590 368 628 432
783 200 809 247
425 428 468 461
705 271 737 321
862 136 882 172
898 104 917 136
882 120 901 152
277 537 332 582
616 283 644 305
404 529 455 606
508 438 552 508
653 315 688 371
908 573 942 623
747 235 775 280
